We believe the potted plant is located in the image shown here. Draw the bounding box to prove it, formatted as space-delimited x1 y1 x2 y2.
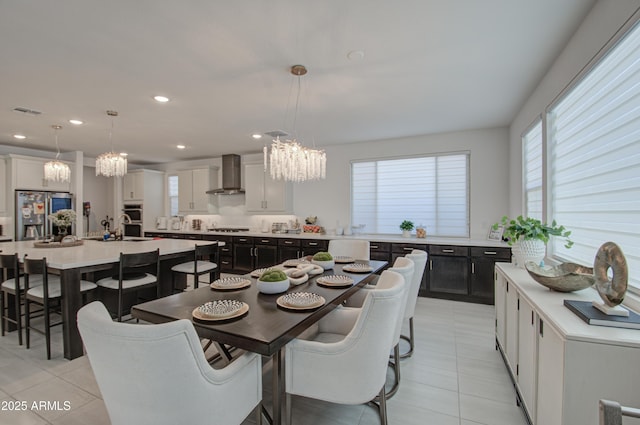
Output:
48 209 76 241
399 220 414 238
493 215 573 267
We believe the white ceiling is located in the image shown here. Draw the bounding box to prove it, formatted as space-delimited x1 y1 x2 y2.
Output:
0 0 596 164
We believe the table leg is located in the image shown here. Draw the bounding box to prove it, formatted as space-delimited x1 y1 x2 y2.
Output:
272 348 285 425
59 269 84 360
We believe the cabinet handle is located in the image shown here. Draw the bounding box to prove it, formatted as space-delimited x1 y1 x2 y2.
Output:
403 247 412 251
297 250 301 258
531 310 534 325
471 262 475 274
239 238 248 242
441 249 454 253
261 240 270 243
254 247 258 258
308 242 318 246
429 260 433 270
285 241 293 245
484 251 497 255
539 318 544 337
371 245 379 249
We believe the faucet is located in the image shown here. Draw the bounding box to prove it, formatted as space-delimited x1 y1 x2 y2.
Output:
114 214 132 240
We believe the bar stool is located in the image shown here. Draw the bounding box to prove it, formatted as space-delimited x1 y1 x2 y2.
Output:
171 243 218 292
24 256 97 359
96 249 160 321
1 253 45 345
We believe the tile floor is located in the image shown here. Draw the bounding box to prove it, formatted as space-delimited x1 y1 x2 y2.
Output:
0 297 528 425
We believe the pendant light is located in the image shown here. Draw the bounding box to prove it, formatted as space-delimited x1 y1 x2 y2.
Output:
268 65 326 182
44 125 71 183
96 110 127 177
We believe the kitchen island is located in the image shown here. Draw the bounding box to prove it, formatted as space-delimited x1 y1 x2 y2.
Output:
0 238 217 359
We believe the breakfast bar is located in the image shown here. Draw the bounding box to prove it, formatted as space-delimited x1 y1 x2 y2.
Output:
0 238 215 359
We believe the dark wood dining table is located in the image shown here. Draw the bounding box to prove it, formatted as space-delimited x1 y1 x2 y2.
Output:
132 260 387 425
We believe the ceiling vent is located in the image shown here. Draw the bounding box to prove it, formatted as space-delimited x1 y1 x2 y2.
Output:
12 107 42 116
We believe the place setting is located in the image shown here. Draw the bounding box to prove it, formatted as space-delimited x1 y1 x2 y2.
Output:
316 274 355 288
210 276 252 291
342 262 374 273
333 256 355 264
192 299 249 322
276 292 325 311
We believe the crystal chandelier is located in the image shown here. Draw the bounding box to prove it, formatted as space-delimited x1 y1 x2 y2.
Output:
96 110 127 177
268 65 326 182
44 125 71 183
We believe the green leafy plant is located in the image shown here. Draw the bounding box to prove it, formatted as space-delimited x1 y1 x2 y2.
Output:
399 220 414 231
493 215 573 248
312 251 333 261
258 269 287 282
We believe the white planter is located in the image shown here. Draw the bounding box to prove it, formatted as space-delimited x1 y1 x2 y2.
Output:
402 230 411 238
512 239 546 268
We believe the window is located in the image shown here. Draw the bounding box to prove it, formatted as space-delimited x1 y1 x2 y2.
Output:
351 153 469 237
547 20 640 291
168 174 179 216
523 119 543 220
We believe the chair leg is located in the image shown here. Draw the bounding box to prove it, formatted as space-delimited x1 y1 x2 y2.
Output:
0 290 5 337
25 297 30 349
377 386 388 425
117 290 123 322
399 317 415 359
15 291 23 346
193 273 199 290
285 393 293 425
43 300 51 360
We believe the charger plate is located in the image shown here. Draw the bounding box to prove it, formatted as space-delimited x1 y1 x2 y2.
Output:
283 258 310 267
333 256 355 264
210 277 251 291
342 263 373 273
316 275 355 288
276 292 325 311
192 300 249 321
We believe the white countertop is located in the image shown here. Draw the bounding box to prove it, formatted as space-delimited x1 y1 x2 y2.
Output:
0 238 213 269
496 262 640 349
147 229 509 248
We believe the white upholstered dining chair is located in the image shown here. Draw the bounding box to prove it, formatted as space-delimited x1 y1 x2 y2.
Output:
327 239 370 260
284 270 406 425
402 249 428 357
77 301 262 425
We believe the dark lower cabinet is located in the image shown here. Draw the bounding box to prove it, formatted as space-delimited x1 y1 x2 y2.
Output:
233 236 278 273
278 238 301 262
300 239 328 257
470 247 512 301
427 245 469 297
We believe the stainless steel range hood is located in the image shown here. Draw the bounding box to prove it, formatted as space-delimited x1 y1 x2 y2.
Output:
206 154 245 195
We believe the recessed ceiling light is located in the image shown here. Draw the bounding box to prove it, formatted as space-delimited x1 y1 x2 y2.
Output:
13 134 26 139
347 50 365 60
176 144 186 149
69 119 83 125
154 95 170 103
252 134 262 139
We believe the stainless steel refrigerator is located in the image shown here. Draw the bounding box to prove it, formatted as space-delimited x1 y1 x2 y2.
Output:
15 190 74 241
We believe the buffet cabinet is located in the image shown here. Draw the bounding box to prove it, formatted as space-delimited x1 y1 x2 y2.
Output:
495 263 640 425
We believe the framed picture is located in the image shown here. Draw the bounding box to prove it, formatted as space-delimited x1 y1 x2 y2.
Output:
488 225 504 241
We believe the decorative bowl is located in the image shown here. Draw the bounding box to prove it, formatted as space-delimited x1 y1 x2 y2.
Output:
256 277 290 294
311 259 334 270
524 261 595 292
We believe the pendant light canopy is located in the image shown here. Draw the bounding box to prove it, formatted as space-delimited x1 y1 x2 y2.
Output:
44 125 71 183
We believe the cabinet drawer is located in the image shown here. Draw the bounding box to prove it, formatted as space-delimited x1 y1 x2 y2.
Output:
429 245 468 256
470 247 511 260
369 241 391 253
392 242 428 254
301 239 328 250
207 235 232 244
255 237 277 245
233 236 254 244
278 238 301 247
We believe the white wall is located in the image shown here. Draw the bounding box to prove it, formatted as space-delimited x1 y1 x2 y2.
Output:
508 0 640 217
82 165 112 234
291 127 509 240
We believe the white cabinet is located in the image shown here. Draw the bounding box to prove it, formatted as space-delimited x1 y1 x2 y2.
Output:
244 163 292 213
12 157 71 192
0 158 6 214
495 263 640 425
177 168 210 213
123 171 145 201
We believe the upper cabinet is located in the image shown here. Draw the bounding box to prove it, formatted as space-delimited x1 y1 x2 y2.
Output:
244 163 292 214
123 171 145 201
0 157 6 214
11 156 72 192
178 168 211 213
